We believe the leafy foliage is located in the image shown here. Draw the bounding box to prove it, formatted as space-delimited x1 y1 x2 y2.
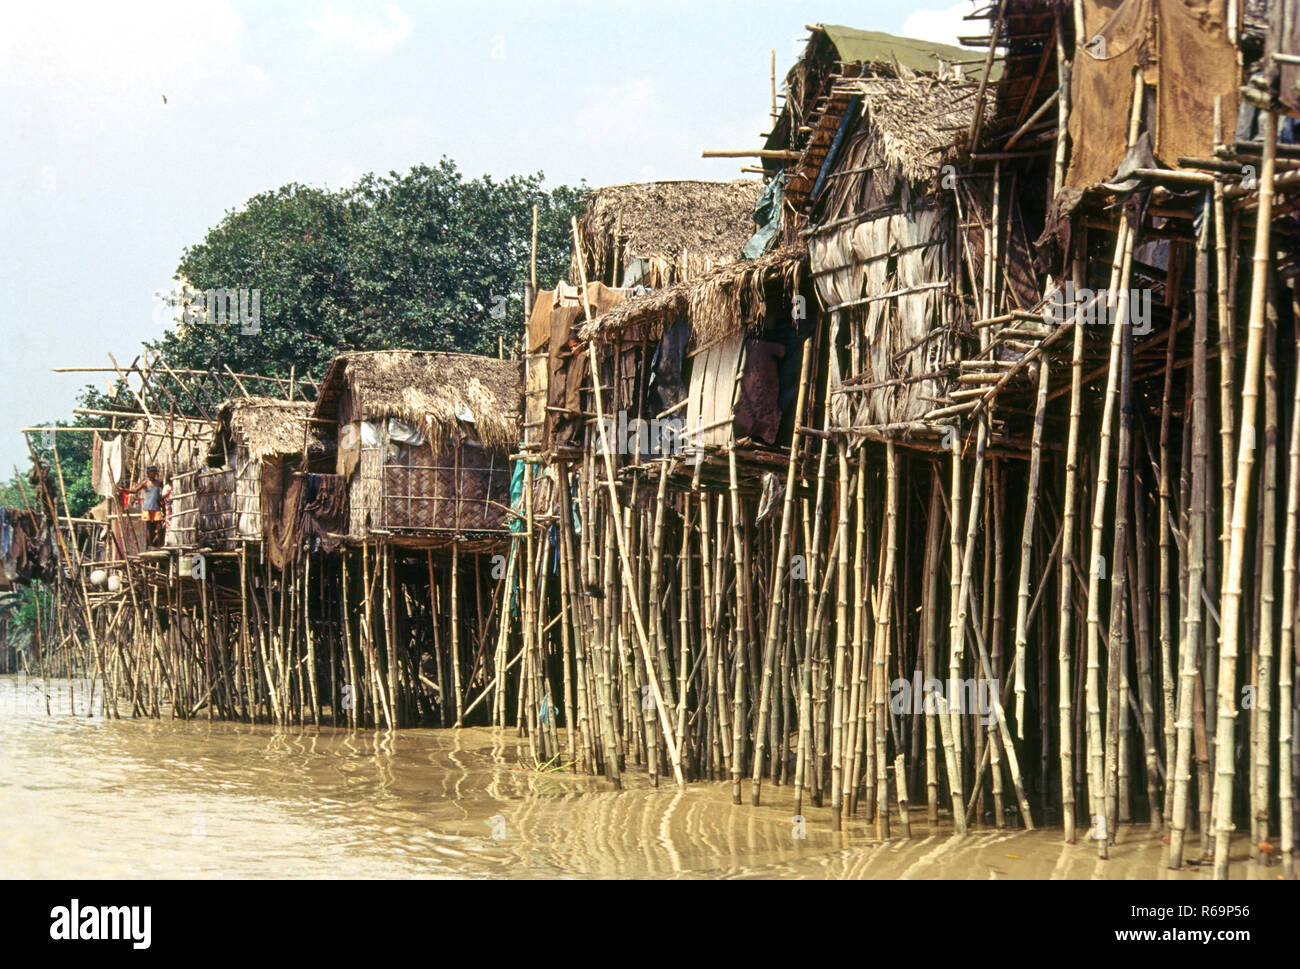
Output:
151 159 586 377
0 583 52 658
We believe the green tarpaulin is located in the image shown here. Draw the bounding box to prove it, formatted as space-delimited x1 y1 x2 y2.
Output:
817 24 1001 80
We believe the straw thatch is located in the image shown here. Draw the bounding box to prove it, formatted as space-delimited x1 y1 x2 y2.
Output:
315 351 522 452
580 247 808 346
764 25 991 210
688 246 807 343
214 397 323 463
840 74 987 186
577 283 690 344
571 180 763 289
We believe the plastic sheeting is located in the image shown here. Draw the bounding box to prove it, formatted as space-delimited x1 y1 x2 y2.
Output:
742 173 786 259
359 417 428 463
649 318 690 415
508 459 525 533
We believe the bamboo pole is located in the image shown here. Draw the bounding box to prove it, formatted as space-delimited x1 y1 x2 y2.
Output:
1132 450 1162 828
795 390 834 814
749 326 815 807
1214 99 1237 683
948 432 968 834
847 457 869 817
874 442 900 835
1252 277 1278 862
922 468 945 825
1014 360 1050 735
728 446 752 804
830 443 851 829
1278 306 1299 879
1158 267 1179 825
557 471 595 771
450 544 464 726
1085 211 1138 855
1170 201 1215 869
1058 248 1086 841
304 554 320 725
953 413 988 825
653 461 680 776
1104 310 1135 842
572 220 683 784
1212 109 1278 880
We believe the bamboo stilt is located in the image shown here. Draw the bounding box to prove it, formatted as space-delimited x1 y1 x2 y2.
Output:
1213 109 1278 880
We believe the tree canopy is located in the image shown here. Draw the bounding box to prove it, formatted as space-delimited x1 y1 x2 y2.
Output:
151 159 587 375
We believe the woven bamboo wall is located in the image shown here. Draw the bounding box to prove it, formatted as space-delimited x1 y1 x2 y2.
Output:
165 470 199 548
349 447 384 538
195 450 262 549
378 440 511 534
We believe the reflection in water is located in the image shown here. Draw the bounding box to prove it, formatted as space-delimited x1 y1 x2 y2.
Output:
0 677 1250 879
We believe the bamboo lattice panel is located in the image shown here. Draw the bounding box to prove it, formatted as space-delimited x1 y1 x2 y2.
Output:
380 441 511 534
165 470 199 548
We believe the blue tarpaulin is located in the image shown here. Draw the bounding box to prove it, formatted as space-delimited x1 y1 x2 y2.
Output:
809 95 861 206
742 172 786 259
508 459 525 533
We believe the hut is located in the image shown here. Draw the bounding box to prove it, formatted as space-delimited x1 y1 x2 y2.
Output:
759 28 1016 448
577 245 814 481
509 166 819 781
312 351 522 548
186 397 323 551
126 415 215 480
527 180 764 464
812 77 978 442
760 24 979 229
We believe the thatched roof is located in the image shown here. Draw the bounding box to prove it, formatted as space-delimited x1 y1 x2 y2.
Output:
313 351 522 452
580 247 808 346
839 74 987 185
765 25 994 213
576 284 690 344
215 397 322 462
571 180 763 289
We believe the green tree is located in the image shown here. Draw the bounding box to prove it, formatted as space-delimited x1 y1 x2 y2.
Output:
151 159 586 377
0 583 52 662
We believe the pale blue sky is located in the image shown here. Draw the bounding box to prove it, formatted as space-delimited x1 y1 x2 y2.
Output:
0 0 972 472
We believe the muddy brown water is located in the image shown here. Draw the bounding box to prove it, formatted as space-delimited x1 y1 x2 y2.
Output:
0 676 1269 879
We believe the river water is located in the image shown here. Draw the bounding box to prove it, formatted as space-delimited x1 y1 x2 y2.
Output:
0 675 1264 879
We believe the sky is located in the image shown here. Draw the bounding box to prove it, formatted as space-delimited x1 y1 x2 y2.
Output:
0 0 974 473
